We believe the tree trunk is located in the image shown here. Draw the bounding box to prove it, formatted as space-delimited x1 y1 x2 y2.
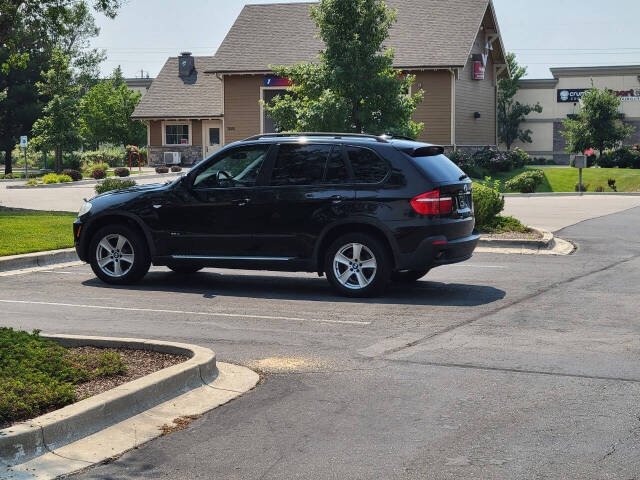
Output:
4 149 12 175
55 146 63 173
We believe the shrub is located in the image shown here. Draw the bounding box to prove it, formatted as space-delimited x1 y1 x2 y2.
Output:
57 174 72 183
480 215 529 234
504 170 545 193
62 152 82 171
113 167 130 177
545 159 556 165
472 147 512 173
155 166 169 174
170 165 182 172
81 149 125 168
42 173 60 184
574 183 590 192
25 178 38 186
508 148 529 169
472 182 504 228
595 186 605 192
95 178 137 195
0 328 127 425
91 168 106 180
61 169 83 182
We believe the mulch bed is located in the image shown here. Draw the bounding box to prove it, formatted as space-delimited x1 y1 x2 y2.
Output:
481 229 543 241
71 347 187 400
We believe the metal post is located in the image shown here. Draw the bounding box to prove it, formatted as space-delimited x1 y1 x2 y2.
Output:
24 147 28 179
579 168 583 194
43 151 47 171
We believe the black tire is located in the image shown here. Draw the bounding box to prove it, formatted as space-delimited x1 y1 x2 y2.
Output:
88 224 150 285
391 269 430 283
167 264 203 274
324 232 391 297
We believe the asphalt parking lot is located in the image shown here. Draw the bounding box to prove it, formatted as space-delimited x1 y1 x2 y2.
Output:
2 206 640 479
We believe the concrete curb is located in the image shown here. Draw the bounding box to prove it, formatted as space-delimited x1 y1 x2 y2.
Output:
477 227 553 249
6 172 185 189
0 248 79 272
503 192 640 197
0 334 218 466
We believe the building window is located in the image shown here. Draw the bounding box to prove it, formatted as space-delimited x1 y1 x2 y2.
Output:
165 124 189 145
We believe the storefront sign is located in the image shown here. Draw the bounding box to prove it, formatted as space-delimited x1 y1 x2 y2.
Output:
558 87 640 103
616 88 640 101
264 76 292 87
557 89 587 103
473 61 485 80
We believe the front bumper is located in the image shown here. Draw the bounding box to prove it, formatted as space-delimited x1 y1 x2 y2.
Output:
73 219 87 262
395 233 480 270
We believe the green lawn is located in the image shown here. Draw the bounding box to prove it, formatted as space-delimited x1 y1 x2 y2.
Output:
0 210 76 256
474 167 640 193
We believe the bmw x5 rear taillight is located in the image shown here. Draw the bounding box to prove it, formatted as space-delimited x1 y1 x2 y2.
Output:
410 190 453 215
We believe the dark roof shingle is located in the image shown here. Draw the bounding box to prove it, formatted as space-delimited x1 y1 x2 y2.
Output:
132 57 222 119
209 0 491 72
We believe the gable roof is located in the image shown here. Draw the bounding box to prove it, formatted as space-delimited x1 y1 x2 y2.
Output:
132 56 223 119
208 0 500 73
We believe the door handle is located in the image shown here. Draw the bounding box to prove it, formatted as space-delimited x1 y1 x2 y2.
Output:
330 195 343 204
232 198 251 207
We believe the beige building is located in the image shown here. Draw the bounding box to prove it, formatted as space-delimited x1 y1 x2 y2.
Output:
124 77 153 97
133 0 508 166
513 66 640 163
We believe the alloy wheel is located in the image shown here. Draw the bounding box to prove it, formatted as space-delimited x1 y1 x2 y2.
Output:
333 243 377 290
95 234 135 278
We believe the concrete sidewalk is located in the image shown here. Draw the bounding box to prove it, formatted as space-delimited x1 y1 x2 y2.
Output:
0 176 178 212
503 195 640 232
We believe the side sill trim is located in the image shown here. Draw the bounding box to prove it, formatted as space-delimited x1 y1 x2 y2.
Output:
170 255 295 261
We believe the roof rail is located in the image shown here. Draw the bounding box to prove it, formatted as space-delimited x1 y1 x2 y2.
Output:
242 132 390 143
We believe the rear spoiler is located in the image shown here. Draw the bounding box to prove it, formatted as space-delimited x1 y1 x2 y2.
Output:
399 145 445 157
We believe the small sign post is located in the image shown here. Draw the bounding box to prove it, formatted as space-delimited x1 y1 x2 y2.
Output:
573 154 587 194
20 136 28 178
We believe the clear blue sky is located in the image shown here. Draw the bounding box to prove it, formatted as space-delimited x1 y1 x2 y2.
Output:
90 0 640 80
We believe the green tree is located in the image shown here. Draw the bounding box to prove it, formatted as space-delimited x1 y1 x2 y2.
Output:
0 0 121 173
79 67 146 148
561 87 634 157
263 0 423 138
498 53 543 150
31 51 82 173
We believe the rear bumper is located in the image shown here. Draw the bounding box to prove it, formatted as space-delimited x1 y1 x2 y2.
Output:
395 233 479 270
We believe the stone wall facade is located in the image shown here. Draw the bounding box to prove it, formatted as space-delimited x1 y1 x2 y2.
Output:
148 146 203 166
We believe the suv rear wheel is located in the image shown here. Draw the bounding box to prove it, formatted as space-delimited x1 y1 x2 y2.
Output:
89 224 150 285
325 233 390 297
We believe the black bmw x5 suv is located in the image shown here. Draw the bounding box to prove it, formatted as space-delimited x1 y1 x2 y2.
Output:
74 133 478 297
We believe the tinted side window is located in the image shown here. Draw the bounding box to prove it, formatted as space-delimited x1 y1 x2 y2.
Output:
193 145 269 189
271 144 332 186
324 147 349 184
346 146 389 184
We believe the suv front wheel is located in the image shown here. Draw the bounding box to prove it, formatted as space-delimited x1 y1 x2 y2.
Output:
89 224 151 285
325 233 390 297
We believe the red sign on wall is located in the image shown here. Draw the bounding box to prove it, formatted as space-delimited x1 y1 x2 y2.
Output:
473 61 485 80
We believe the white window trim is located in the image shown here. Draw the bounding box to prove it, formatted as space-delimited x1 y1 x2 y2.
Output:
260 86 290 134
162 120 192 146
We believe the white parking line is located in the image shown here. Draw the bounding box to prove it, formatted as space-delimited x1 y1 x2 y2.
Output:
0 299 370 326
447 264 507 269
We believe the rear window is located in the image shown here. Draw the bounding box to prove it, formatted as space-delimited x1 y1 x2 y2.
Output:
410 154 467 184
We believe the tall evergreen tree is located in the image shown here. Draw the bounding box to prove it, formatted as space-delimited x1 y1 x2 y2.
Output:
30 50 82 173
